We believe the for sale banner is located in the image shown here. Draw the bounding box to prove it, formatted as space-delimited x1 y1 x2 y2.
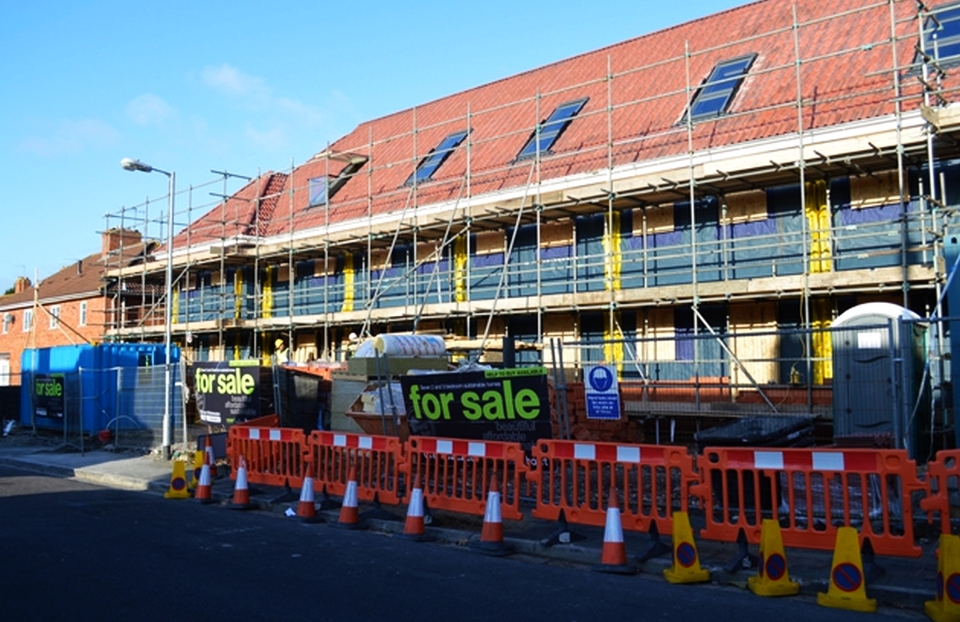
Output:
193 361 261 425
400 367 552 449
34 374 65 419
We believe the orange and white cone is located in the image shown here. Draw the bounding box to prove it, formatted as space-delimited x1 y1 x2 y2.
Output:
228 456 257 510
594 483 637 574
334 466 363 529
295 476 322 523
401 473 433 541
470 474 514 556
204 437 217 479
195 452 215 505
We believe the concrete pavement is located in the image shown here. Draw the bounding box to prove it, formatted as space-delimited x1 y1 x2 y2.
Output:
0 429 942 617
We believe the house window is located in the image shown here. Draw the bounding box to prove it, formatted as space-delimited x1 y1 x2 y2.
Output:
405 130 469 187
917 3 960 68
517 98 588 160
308 155 367 207
309 176 329 207
79 301 87 327
23 309 33 332
686 54 756 122
49 305 60 329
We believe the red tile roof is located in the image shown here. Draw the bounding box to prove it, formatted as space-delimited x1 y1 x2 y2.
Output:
0 243 152 309
185 0 928 244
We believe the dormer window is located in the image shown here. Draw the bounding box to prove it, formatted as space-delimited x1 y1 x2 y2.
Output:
916 3 960 69
685 54 756 122
405 130 469 187
517 98 588 160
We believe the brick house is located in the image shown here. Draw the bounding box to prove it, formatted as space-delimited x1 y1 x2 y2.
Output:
0 228 152 386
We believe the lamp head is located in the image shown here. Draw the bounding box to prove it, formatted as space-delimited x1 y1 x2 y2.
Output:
120 158 153 173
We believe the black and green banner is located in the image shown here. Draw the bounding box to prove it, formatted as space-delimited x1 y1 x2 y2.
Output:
34 374 65 419
400 368 552 448
194 361 261 425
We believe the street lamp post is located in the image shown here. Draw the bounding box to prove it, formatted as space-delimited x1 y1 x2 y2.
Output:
121 157 176 460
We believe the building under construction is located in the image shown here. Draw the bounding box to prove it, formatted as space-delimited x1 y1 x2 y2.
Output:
102 0 960 445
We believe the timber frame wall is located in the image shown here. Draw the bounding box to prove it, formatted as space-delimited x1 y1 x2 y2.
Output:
103 0 960 386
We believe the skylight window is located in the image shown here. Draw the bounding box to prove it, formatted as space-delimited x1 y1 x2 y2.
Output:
517 98 588 160
686 54 756 122
917 3 960 68
307 154 367 207
308 176 328 207
405 130 469 187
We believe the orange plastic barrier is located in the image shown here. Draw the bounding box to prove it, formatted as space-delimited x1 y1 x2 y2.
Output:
919 449 959 535
528 439 695 534
405 437 529 521
228 426 307 488
306 431 405 506
693 447 924 557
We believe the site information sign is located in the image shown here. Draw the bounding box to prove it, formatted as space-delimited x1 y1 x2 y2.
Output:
584 364 621 420
193 361 261 425
400 367 552 449
34 373 65 419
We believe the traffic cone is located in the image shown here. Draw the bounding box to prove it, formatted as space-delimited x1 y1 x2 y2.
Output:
924 534 960 622
333 466 364 529
593 483 637 574
663 511 710 584
748 519 799 597
204 437 217 479
295 476 322 523
400 473 433 541
163 460 190 499
194 453 215 505
817 526 877 613
228 456 257 510
189 449 204 490
469 474 514 556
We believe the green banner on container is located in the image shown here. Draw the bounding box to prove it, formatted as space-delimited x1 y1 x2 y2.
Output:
34 373 65 419
399 367 552 448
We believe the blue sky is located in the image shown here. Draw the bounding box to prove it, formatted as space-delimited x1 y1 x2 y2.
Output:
0 0 741 292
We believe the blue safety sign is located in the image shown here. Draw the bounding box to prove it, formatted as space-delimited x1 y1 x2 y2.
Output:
765 553 786 581
676 542 697 568
584 365 621 420
832 562 862 593
947 572 960 604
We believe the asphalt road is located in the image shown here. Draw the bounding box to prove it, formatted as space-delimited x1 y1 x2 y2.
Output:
0 465 926 621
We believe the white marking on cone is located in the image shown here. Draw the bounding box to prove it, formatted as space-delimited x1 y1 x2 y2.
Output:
484 490 502 524
604 506 625 544
407 488 424 518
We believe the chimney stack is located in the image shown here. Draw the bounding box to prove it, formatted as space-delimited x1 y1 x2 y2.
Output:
102 228 142 258
14 276 31 294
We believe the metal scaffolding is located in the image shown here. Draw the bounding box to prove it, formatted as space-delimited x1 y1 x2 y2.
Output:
102 0 958 387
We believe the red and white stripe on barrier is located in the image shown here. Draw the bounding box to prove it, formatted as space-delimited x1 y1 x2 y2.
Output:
552 442 660 464
723 448 878 472
313 431 391 451
232 427 298 442
415 438 506 458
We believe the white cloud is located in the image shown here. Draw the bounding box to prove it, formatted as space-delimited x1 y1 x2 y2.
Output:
126 93 175 126
245 124 287 150
201 64 269 99
18 119 121 156
200 63 328 151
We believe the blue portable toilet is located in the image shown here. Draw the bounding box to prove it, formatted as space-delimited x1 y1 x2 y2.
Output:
20 342 180 435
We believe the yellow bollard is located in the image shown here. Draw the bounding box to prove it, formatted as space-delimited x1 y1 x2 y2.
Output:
924 534 960 622
748 519 799 597
163 460 190 500
663 511 710 584
817 526 877 613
